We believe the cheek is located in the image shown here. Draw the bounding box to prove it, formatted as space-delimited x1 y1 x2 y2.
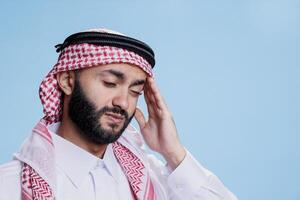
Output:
85 85 113 110
128 97 139 115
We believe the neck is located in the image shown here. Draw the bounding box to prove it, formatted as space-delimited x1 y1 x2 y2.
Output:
57 116 107 158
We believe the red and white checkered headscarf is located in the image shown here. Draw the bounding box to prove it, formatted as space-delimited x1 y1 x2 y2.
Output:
39 28 153 124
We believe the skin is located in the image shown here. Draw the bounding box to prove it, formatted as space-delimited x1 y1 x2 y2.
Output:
56 63 186 170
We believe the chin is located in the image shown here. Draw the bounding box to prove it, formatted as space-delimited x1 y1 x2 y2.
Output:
101 122 121 132
110 124 124 133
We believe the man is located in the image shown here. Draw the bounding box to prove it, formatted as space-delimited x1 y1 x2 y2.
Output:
0 28 237 200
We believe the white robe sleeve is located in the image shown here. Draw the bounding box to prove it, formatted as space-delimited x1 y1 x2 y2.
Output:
123 127 238 200
146 150 238 200
0 160 22 200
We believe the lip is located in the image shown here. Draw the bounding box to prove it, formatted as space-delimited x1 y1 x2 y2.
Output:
105 112 124 124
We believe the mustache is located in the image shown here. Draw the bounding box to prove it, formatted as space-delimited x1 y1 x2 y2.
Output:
97 106 129 119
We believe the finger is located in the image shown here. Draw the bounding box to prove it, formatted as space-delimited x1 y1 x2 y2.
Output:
147 77 167 111
134 107 146 129
144 78 159 106
146 83 158 107
143 84 156 115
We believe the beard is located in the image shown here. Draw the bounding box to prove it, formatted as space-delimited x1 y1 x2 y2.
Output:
68 77 134 144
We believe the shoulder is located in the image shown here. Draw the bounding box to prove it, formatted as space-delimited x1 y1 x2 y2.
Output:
0 160 22 199
0 160 22 177
122 125 145 148
122 125 167 170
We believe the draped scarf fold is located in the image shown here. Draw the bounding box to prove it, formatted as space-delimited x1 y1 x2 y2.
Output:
19 121 155 200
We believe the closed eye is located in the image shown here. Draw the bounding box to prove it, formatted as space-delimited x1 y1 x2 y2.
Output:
103 81 116 88
131 90 143 96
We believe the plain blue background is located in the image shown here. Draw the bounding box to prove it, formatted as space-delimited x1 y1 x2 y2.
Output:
0 1 299 200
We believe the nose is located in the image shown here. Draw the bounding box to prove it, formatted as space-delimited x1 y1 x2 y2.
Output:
112 90 129 111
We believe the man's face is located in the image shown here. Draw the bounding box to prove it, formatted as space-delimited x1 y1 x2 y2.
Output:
68 63 147 144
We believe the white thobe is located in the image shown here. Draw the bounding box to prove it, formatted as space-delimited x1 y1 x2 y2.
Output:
53 131 135 200
0 123 238 200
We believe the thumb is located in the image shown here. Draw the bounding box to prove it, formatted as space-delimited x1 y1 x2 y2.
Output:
134 107 146 130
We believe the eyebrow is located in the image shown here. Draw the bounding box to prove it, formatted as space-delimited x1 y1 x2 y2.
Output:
130 79 146 87
102 69 125 80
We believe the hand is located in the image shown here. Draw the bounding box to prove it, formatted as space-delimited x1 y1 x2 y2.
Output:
134 77 186 170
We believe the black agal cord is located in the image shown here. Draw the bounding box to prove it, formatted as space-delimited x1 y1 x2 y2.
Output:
55 31 155 68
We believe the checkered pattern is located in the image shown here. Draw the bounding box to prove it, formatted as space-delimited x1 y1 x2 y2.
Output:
40 43 153 124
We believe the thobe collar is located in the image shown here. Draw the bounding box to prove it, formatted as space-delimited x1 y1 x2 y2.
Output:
48 122 121 188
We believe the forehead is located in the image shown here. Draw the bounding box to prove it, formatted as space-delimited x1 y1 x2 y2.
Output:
81 63 148 80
